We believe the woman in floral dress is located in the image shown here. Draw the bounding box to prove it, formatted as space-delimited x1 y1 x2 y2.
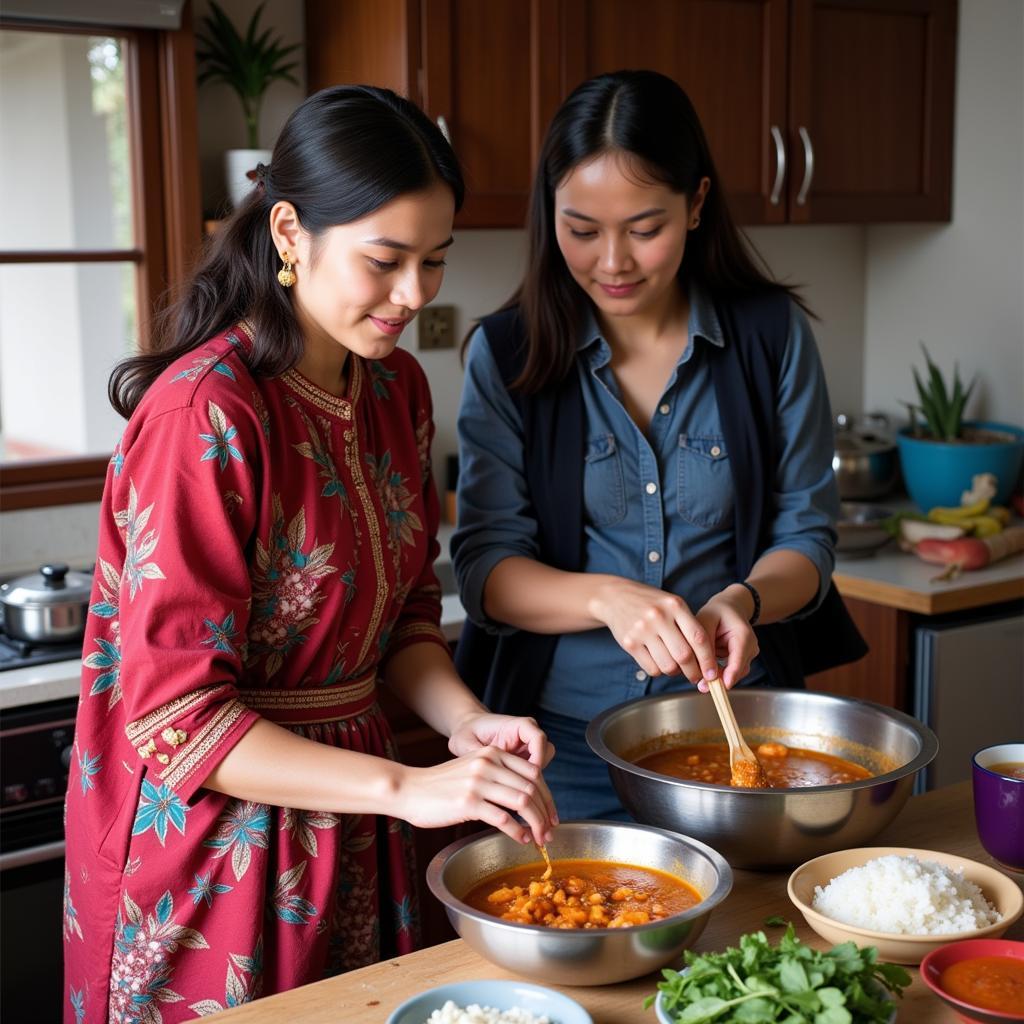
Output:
63 86 557 1024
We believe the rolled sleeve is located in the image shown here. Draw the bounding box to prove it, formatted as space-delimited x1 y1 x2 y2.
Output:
760 304 839 615
452 326 541 632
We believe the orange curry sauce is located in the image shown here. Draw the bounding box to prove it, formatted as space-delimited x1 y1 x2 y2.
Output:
939 956 1024 1014
636 742 872 787
463 859 701 930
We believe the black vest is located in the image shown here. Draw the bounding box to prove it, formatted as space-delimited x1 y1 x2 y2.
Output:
453 291 866 716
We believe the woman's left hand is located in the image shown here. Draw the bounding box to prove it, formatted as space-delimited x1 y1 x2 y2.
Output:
448 713 558 824
695 585 760 691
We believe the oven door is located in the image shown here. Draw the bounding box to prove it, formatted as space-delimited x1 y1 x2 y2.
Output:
1 696 77 1024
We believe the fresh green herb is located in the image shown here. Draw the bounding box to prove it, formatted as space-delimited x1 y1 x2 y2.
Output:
644 925 910 1024
763 915 788 927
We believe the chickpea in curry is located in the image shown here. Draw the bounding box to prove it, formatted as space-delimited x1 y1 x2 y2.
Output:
463 859 701 929
637 742 872 787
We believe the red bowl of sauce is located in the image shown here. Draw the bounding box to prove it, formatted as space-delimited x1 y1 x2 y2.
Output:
920 939 1024 1023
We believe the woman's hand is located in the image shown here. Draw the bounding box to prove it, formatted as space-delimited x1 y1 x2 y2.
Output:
449 712 558 835
395 745 556 846
695 584 760 690
589 577 720 685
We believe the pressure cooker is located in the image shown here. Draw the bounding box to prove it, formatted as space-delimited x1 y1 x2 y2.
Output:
832 413 899 501
0 564 91 643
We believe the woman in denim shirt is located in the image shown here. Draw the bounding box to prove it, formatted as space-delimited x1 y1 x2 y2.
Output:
453 71 842 820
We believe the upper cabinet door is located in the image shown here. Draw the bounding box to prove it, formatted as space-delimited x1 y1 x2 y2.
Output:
787 0 957 223
421 0 561 228
560 0 789 225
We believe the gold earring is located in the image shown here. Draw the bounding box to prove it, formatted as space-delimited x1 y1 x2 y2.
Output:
277 251 296 288
691 217 701 229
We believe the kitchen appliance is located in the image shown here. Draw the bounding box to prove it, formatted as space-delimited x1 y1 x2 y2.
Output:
1 694 78 1023
0 563 91 643
832 413 899 500
913 601 1024 792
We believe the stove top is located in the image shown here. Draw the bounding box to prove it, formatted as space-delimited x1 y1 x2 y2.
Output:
0 632 82 672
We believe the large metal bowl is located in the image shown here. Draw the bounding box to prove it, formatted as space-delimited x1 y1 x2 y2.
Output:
586 689 938 870
425 820 732 985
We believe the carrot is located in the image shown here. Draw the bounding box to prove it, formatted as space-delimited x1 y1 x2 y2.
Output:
915 526 1024 570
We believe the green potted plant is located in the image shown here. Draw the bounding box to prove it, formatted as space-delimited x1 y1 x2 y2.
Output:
896 344 1024 510
196 0 300 208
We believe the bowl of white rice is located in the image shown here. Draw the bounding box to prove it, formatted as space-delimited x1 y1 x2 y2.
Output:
384 979 593 1024
787 846 1024 963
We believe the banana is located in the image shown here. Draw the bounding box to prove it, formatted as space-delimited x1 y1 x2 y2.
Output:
970 515 1005 538
927 511 1004 536
927 496 991 522
990 505 1011 526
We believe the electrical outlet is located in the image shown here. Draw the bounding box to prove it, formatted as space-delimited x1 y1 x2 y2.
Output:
418 305 456 350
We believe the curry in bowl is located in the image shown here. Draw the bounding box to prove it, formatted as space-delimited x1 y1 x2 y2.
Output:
463 858 702 930
635 740 874 788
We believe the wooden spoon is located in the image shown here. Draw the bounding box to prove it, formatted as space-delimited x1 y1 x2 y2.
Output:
707 677 771 788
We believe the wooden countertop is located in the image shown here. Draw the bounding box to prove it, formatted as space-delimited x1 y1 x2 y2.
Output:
834 547 1024 614
205 781 1023 1023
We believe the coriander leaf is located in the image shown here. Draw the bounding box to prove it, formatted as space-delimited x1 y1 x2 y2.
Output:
814 1007 852 1024
780 958 812 993
764 914 788 927
679 996 729 1022
816 987 845 1009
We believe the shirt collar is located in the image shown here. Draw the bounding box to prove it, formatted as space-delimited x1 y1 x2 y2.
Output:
576 281 726 361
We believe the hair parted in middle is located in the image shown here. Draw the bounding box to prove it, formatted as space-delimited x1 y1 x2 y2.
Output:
496 69 804 394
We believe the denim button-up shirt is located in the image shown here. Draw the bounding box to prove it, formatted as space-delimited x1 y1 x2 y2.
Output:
454 285 838 721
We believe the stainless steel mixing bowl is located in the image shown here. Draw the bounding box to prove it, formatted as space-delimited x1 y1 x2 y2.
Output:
425 820 732 986
586 689 938 870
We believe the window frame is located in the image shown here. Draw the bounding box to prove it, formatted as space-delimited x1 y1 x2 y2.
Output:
0 14 201 511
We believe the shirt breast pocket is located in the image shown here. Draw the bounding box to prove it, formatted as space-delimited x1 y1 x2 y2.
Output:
583 434 627 527
677 434 735 529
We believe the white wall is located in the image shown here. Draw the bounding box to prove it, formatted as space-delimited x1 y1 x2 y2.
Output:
193 0 305 215
863 0 1024 426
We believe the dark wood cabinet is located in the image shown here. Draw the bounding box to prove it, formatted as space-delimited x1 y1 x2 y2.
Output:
304 0 957 227
806 595 911 708
787 0 957 222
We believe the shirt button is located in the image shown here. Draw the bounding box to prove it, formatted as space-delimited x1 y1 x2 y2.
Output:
635 670 647 682
710 445 722 457
648 550 660 563
658 403 670 415
645 481 658 495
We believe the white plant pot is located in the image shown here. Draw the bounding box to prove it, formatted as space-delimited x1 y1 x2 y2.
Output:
224 148 271 209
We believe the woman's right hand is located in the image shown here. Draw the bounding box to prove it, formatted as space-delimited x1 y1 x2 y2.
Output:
395 747 555 846
589 577 720 685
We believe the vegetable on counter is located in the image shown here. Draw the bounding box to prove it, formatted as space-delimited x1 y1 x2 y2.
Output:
647 925 910 1024
914 526 1024 578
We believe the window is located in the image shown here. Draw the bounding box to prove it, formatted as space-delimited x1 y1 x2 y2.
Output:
0 17 200 510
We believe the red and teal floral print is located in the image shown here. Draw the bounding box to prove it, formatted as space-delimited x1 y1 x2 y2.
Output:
64 329 446 1022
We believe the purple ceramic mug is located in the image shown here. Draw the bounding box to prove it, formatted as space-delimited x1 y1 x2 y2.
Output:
972 742 1024 872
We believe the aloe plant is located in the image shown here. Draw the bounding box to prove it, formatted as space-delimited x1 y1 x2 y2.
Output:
904 343 975 441
196 1 300 149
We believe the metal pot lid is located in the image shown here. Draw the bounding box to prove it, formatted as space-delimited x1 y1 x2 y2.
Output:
0 563 93 609
834 413 896 455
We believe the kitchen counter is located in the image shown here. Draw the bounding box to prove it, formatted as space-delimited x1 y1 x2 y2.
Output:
201 781 1023 1023
835 544 1024 614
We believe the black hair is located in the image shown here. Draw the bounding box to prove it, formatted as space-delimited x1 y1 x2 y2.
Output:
110 84 464 417
496 69 806 393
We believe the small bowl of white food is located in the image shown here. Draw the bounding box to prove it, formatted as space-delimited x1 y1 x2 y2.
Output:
787 846 1024 964
385 979 593 1024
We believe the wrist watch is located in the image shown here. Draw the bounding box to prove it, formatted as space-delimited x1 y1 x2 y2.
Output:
737 581 761 626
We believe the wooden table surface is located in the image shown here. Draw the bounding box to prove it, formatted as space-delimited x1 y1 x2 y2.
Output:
208 781 1023 1022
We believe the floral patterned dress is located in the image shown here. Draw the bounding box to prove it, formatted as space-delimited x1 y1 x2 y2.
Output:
63 325 449 1024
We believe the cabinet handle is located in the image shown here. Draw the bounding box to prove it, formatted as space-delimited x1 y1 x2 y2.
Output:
769 125 786 205
797 126 815 206
436 115 451 144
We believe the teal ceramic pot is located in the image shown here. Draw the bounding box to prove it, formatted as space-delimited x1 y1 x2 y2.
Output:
896 420 1024 511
